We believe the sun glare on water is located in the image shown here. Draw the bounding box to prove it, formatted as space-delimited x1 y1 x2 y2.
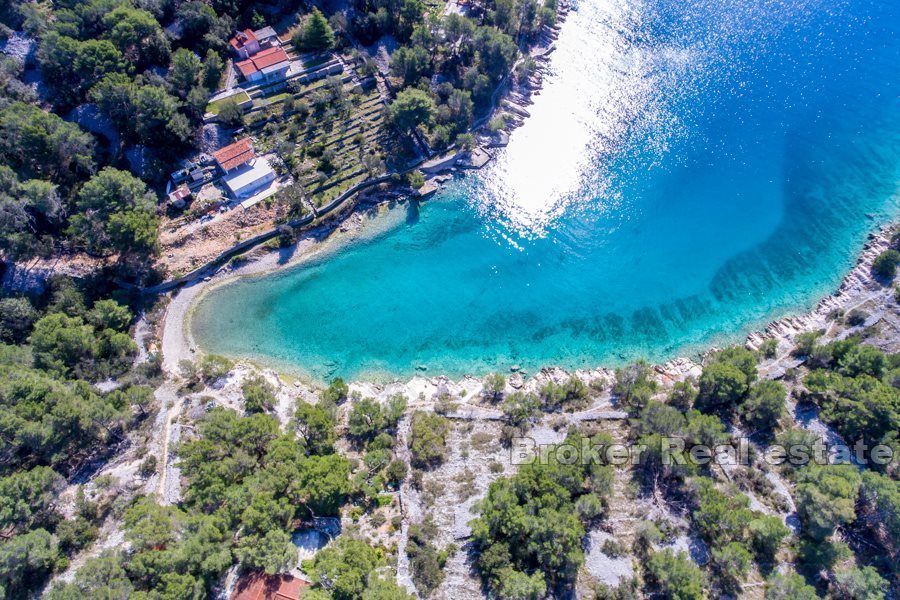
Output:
474 0 669 236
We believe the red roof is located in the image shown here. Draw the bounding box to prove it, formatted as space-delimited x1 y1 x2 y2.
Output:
236 46 290 78
213 138 255 172
169 185 191 201
230 573 307 600
229 29 257 51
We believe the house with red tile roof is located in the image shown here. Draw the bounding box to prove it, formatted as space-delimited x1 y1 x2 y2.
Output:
235 46 291 84
229 29 260 60
212 138 276 199
229 26 280 60
230 572 308 600
213 138 255 173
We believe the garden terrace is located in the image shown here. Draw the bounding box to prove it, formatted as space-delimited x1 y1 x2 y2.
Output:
206 91 252 116
247 72 414 209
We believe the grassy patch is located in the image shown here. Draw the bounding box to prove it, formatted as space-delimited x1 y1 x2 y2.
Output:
206 91 251 115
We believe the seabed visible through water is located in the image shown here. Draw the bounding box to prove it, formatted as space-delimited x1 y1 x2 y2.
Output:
192 0 900 382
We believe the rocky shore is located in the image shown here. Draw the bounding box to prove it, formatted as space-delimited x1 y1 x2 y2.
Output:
745 224 899 353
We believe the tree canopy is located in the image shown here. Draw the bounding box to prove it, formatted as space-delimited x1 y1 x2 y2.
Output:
470 432 615 594
294 8 336 52
388 88 435 133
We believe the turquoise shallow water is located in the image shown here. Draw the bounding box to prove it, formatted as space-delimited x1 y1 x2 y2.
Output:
193 0 900 382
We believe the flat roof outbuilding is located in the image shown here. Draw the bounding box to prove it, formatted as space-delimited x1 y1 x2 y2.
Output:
222 158 275 198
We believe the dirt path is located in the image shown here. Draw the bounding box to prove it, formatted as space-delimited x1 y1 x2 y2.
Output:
393 411 418 596
154 381 183 505
133 313 152 364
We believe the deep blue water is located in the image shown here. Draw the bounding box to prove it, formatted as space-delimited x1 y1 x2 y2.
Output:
192 0 900 382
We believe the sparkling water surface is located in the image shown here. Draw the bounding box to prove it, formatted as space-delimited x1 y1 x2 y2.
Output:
193 0 900 382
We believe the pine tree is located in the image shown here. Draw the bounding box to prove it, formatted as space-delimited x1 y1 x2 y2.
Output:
295 8 335 52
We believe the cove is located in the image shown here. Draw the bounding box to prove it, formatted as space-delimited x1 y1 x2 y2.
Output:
192 0 900 382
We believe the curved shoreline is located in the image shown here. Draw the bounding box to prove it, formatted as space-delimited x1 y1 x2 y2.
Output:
161 206 383 374
745 224 898 349
160 199 898 386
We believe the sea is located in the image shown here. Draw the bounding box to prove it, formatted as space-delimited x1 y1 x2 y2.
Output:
192 0 900 382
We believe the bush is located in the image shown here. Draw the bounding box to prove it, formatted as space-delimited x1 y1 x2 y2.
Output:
406 517 448 595
792 330 823 357
794 464 861 540
276 225 295 248
748 515 790 563
307 142 325 157
488 115 507 131
633 522 664 557
601 538 628 558
538 376 590 411
320 378 348 406
317 148 337 173
385 459 407 485
56 517 99 554
758 338 778 359
668 380 696 411
307 537 392 599
455 133 474 149
872 249 900 279
294 401 336 455
482 372 506 402
138 455 158 478
217 99 244 127
832 566 888 600
764 572 818 600
501 391 541 433
696 362 748 412
797 539 851 576
410 411 450 469
711 541 752 592
846 308 869 327
644 549 704 600
349 398 384 439
740 380 786 434
0 297 37 343
613 360 657 410
242 375 276 413
407 170 425 189
199 354 233 382
348 394 406 440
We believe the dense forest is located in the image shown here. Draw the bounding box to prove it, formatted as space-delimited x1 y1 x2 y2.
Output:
0 0 554 282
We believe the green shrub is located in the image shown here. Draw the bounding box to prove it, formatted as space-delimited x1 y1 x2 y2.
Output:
199 354 233 382
758 338 778 359
242 375 276 413
410 411 450 469
846 308 869 326
217 99 244 127
644 549 705 600
407 170 425 189
764 572 818 600
872 249 900 279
